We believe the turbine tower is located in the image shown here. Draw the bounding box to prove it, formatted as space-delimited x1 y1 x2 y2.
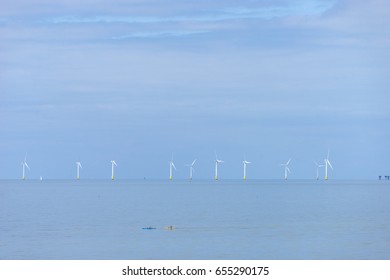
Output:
324 149 333 180
214 153 224 180
243 159 251 180
281 158 291 180
21 153 30 180
111 160 117 180
314 161 324 180
186 159 196 180
76 161 82 180
169 156 176 180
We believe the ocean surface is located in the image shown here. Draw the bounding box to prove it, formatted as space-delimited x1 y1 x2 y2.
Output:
1 179 389 260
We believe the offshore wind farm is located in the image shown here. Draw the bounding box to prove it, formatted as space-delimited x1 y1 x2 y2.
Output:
14 150 337 181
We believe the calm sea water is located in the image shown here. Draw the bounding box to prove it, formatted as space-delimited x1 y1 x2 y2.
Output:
1 179 389 260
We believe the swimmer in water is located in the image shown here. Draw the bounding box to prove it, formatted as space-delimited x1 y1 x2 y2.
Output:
142 226 156 230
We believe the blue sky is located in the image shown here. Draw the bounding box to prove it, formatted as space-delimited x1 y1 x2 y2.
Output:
1 0 389 179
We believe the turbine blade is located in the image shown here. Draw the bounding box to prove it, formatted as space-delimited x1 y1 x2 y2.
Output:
192 159 197 166
327 149 330 159
25 162 30 170
286 166 291 173
287 158 291 165
172 162 176 170
328 160 333 170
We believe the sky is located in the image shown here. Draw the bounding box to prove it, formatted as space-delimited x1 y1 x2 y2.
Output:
0 0 389 180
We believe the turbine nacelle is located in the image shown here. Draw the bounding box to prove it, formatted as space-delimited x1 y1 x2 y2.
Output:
243 159 251 180
214 153 224 180
324 159 333 170
110 160 117 180
281 158 292 179
76 161 82 180
21 153 30 180
22 161 30 170
185 159 197 180
169 161 176 170
324 149 333 180
169 158 176 180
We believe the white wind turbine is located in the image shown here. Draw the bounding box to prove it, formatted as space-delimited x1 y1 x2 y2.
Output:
324 149 333 180
314 161 324 180
169 156 176 180
111 160 117 180
214 153 224 180
243 158 251 180
76 161 82 180
21 153 30 180
186 159 196 180
281 158 291 180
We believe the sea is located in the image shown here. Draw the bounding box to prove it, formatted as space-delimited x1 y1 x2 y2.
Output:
0 179 389 260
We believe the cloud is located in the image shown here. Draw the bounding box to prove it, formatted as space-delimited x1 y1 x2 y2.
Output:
111 30 211 39
45 1 336 25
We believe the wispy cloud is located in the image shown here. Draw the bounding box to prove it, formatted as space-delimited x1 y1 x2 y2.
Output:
46 1 336 25
111 30 210 40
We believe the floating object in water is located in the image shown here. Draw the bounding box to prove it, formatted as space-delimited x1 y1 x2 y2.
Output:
164 225 175 231
142 227 156 230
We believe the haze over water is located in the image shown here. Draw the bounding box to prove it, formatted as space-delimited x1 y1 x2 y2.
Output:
1 180 389 260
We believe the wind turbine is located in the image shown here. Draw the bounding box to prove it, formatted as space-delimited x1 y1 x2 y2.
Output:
186 159 196 180
214 153 224 180
314 161 324 180
243 158 251 180
324 149 333 180
281 158 291 180
169 156 176 180
21 153 30 180
111 160 117 180
76 161 82 180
